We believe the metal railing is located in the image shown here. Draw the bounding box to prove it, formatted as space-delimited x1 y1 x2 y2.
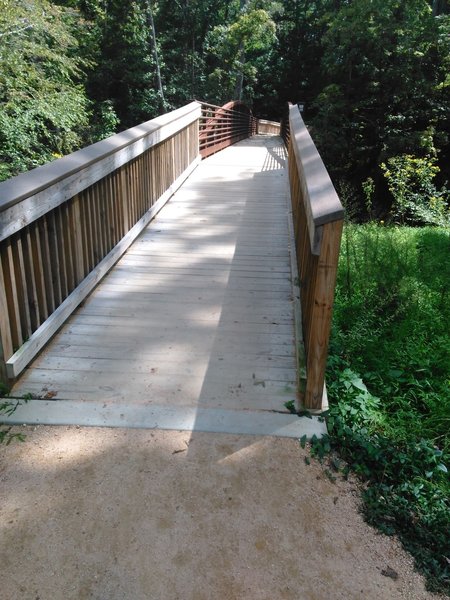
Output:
280 104 290 148
199 101 257 158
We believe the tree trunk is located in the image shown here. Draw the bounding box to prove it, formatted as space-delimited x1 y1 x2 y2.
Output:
234 0 247 101
146 0 166 110
432 0 447 16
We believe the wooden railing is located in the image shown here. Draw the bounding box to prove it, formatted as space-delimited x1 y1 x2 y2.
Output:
0 99 262 385
199 101 257 158
0 102 201 383
284 103 344 410
280 103 291 148
257 119 281 135
0 97 342 411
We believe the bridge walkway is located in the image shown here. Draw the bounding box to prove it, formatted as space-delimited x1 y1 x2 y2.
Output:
10 136 324 438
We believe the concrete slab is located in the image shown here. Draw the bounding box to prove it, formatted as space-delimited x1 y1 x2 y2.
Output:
1 399 327 439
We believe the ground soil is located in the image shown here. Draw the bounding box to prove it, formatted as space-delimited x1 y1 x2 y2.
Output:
0 425 447 600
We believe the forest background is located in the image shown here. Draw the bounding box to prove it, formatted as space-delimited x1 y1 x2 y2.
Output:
0 0 449 222
1 0 450 593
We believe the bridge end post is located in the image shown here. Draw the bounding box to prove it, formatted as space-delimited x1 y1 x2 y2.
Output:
303 219 343 410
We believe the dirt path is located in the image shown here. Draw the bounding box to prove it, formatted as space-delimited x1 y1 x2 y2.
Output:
0 426 446 600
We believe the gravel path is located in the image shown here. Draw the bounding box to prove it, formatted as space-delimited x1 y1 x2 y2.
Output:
0 426 446 600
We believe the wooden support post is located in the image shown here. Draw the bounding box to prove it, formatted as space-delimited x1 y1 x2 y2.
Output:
304 220 343 409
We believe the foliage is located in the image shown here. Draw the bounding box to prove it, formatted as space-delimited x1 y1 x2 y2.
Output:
205 3 277 103
381 154 450 225
1 0 449 205
0 0 90 180
81 0 163 129
315 223 450 593
311 408 449 594
308 0 450 217
333 223 450 446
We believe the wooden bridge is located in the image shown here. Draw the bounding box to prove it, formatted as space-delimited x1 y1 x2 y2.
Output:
0 101 343 436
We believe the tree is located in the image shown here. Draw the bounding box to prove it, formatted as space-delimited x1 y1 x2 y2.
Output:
86 0 163 129
0 0 90 180
145 0 166 110
205 1 277 103
308 0 450 216
253 1 342 117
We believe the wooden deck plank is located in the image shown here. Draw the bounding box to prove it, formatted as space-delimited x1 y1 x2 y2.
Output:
13 371 295 412
50 322 294 347
90 284 292 301
57 313 294 335
25 355 297 383
71 304 294 323
13 136 298 416
20 332 295 357
33 342 295 368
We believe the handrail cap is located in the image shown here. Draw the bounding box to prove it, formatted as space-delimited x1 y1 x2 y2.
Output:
289 104 344 226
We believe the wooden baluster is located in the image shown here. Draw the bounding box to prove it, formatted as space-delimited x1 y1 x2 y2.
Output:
120 166 130 235
0 256 13 383
71 194 86 286
61 203 75 294
22 228 41 331
2 240 23 352
38 216 56 315
11 236 32 341
30 222 49 323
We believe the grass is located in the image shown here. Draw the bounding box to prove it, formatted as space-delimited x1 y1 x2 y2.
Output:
317 223 450 595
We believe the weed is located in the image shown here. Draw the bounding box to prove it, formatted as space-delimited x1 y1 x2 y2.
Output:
0 383 28 445
284 400 296 414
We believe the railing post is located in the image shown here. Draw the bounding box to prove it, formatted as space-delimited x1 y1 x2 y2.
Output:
304 220 343 409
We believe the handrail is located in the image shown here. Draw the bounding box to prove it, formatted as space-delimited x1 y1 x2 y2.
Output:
284 102 344 410
0 102 200 240
0 102 202 382
199 100 257 158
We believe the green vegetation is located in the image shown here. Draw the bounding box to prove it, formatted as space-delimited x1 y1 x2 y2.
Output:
311 224 450 594
1 0 449 225
0 384 26 445
0 0 89 180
